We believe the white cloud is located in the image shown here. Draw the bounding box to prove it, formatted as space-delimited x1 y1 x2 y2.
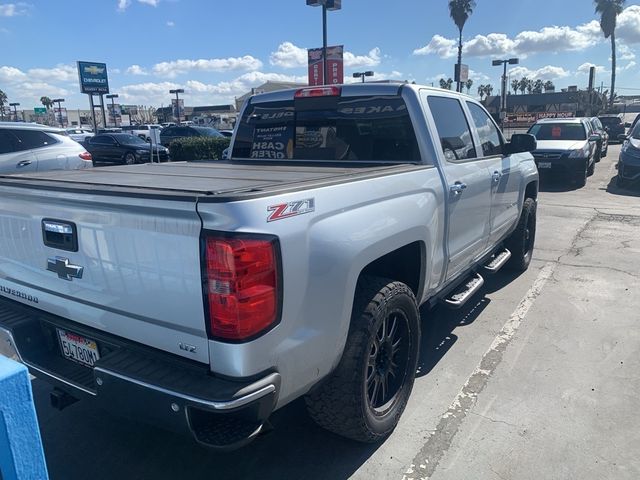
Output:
508 65 570 80
166 20 174 27
0 65 27 82
617 5 640 44
577 62 606 74
0 2 30 16
126 64 148 75
270 42 308 68
414 35 457 58
270 42 382 69
468 69 490 82
618 44 636 61
152 55 263 78
117 0 159 11
28 64 76 82
20 82 68 97
619 60 637 72
414 18 603 59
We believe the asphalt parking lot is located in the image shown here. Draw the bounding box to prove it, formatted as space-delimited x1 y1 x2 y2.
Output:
5 144 640 480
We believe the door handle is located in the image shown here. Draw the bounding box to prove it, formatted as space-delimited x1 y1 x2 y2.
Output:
449 182 468 195
17 160 32 167
492 171 502 183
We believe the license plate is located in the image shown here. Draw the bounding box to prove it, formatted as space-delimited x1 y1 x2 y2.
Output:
57 328 100 367
538 162 552 168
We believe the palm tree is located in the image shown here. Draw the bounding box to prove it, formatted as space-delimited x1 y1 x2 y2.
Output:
448 0 476 92
0 89 7 120
533 79 544 94
439 78 448 90
446 78 454 90
40 96 53 110
594 0 625 107
518 77 528 95
465 78 473 94
543 80 555 92
525 79 534 94
477 84 486 100
511 78 520 95
484 84 494 97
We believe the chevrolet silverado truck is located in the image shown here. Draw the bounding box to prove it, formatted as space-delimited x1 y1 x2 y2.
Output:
0 83 538 449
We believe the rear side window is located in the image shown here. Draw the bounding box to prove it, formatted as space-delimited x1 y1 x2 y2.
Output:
12 130 57 151
232 95 421 163
0 129 19 154
427 96 476 162
466 102 503 157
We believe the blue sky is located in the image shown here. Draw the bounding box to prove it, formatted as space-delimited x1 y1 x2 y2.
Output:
1 0 639 109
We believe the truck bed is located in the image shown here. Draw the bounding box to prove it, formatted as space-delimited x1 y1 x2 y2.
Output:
0 161 423 201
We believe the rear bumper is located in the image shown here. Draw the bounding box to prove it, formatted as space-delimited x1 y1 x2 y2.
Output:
0 295 280 450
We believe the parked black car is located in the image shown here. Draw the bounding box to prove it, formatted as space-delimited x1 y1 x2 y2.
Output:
160 125 224 147
598 115 626 142
84 133 170 165
617 121 640 188
589 116 608 160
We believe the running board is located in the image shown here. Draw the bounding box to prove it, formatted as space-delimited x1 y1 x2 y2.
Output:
484 248 511 273
444 273 485 309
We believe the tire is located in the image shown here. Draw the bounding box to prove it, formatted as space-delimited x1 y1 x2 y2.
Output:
587 159 595 176
594 148 601 163
124 153 136 165
574 161 587 187
305 277 420 443
602 145 608 157
505 197 537 272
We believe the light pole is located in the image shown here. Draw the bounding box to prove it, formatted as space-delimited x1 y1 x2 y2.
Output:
492 58 519 123
169 88 184 124
106 94 119 127
306 0 342 85
9 102 20 122
353 71 374 83
52 98 65 128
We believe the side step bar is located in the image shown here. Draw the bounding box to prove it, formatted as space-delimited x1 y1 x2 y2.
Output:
484 248 511 273
444 273 485 309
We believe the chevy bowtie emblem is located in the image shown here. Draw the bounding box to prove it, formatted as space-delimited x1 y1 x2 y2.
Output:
47 257 84 281
84 65 104 75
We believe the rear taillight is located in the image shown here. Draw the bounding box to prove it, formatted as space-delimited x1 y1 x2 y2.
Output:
294 86 341 98
79 152 92 161
204 235 280 341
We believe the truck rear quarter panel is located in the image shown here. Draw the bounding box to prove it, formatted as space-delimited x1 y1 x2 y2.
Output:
197 166 445 407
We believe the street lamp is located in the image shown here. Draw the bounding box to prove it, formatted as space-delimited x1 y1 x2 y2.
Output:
353 71 374 83
106 94 119 127
52 98 65 128
9 102 20 122
169 88 184 124
306 0 342 85
492 58 519 122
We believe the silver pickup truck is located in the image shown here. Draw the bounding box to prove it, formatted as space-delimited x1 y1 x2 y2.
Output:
0 83 538 449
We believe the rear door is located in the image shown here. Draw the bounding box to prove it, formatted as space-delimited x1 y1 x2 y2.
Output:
423 94 492 280
0 129 37 174
465 102 521 245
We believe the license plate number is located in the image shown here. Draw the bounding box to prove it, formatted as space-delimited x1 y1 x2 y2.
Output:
538 162 552 168
57 329 100 367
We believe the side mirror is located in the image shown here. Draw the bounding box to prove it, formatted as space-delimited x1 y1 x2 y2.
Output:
588 134 600 142
625 122 632 128
506 133 537 154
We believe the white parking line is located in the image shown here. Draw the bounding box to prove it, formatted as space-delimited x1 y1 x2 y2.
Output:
402 262 556 480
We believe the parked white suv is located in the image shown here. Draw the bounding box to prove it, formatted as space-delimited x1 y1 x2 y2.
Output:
121 124 162 141
0 122 93 174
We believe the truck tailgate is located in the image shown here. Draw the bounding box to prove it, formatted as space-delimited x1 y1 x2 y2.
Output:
0 185 209 363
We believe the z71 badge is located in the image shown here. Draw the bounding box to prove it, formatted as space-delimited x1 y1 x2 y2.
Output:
267 198 315 222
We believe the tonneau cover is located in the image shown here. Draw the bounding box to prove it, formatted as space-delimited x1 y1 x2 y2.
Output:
0 161 418 200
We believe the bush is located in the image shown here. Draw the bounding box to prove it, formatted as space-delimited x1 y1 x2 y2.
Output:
168 137 230 162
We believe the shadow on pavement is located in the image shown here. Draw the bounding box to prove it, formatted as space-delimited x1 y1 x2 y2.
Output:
538 175 581 193
603 175 640 197
33 269 524 480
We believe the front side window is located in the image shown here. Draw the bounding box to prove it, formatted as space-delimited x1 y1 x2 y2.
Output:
427 96 476 162
232 94 421 163
466 102 503 157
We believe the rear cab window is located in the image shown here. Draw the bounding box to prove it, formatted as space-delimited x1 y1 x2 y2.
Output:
232 93 421 163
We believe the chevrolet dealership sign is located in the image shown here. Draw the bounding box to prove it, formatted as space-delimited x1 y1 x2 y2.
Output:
77 61 109 94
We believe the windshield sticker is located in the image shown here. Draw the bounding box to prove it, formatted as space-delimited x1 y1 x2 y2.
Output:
552 127 562 138
250 126 293 159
